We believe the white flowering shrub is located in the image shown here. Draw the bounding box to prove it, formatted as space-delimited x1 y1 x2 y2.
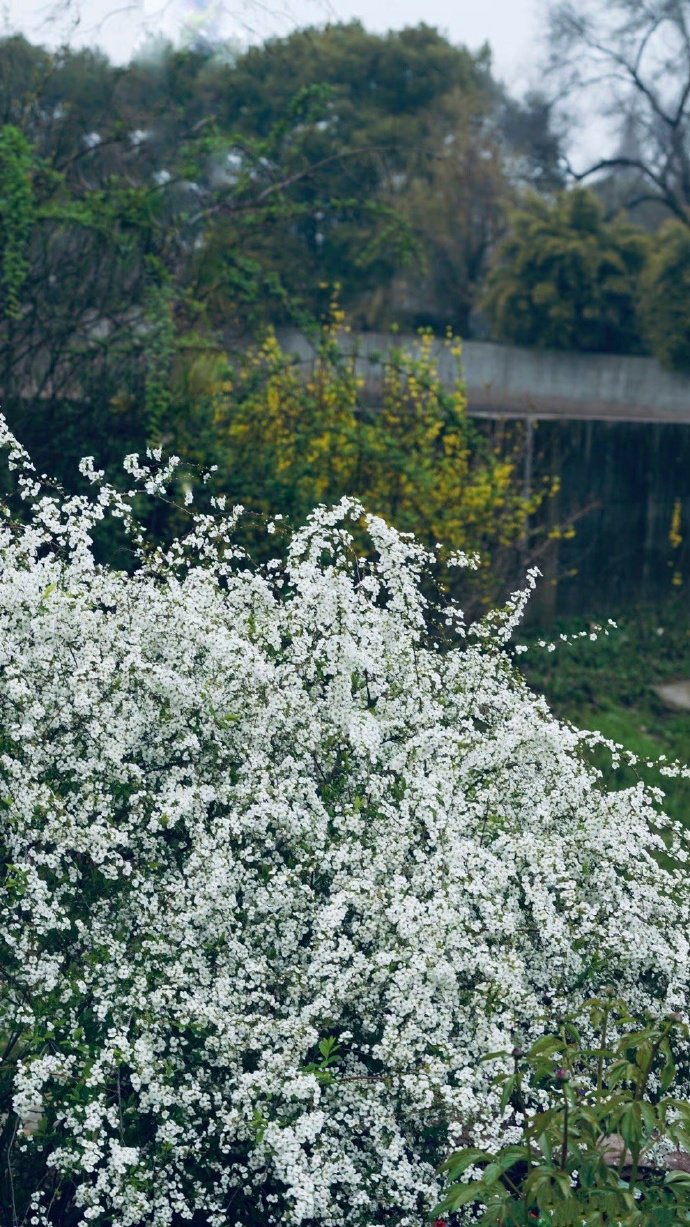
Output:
1 419 689 1227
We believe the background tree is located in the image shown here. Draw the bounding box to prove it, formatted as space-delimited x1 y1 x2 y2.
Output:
546 0 690 224
497 88 565 194
218 22 493 325
372 92 510 334
0 24 562 612
0 35 404 480
0 24 566 490
483 187 650 353
640 218 690 371
220 23 563 330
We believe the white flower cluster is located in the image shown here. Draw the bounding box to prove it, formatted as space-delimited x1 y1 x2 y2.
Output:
1 418 689 1226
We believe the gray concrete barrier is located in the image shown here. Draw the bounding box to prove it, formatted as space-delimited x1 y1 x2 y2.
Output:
275 328 690 424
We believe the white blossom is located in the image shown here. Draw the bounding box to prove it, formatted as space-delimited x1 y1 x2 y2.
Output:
0 416 688 1226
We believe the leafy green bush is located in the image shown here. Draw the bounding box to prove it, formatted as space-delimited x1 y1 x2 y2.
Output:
437 997 690 1225
484 189 650 354
640 220 690 373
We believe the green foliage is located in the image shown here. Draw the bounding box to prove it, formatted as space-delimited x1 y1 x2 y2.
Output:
302 1036 341 1087
143 270 176 444
388 92 510 334
0 118 541 584
174 321 540 599
216 22 494 326
484 188 650 354
437 998 690 1226
640 220 690 372
0 26 562 356
224 21 485 137
520 603 690 826
218 25 562 332
0 125 34 319
0 46 358 474
0 27 567 494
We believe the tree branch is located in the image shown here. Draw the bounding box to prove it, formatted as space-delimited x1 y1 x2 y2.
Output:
565 154 687 220
186 144 395 226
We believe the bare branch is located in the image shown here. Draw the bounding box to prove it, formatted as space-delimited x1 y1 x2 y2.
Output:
546 0 690 221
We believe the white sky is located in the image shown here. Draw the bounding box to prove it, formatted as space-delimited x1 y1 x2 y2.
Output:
1 0 547 92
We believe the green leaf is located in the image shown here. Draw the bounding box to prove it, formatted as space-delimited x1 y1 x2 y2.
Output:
528 1037 563 1058
640 1101 658 1137
634 1039 653 1072
441 1147 490 1177
500 1074 517 1113
538 1131 553 1165
495 1146 531 1173
665 1171 690 1187
438 1179 487 1211
619 1101 642 1151
660 1037 676 1091
318 1036 339 1061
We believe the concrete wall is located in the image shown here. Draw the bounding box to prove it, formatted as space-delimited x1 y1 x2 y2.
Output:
276 328 690 424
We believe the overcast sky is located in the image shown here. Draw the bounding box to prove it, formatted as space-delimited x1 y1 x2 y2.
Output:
2 0 547 92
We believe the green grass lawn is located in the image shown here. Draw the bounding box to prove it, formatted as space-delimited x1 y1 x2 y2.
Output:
518 601 690 825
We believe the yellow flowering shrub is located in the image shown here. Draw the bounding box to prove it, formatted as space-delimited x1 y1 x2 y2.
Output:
176 322 541 599
358 333 534 557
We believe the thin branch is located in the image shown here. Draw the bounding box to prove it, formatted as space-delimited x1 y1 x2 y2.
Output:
564 153 687 220
632 16 663 76
604 190 667 217
187 144 395 226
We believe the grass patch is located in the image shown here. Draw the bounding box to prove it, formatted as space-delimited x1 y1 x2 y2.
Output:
518 602 690 824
